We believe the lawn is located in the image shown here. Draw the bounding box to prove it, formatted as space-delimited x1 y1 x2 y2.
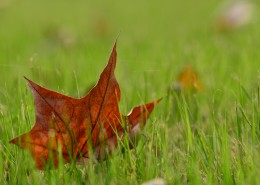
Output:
0 0 259 184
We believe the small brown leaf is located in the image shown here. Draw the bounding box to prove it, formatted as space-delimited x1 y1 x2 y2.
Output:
174 64 204 93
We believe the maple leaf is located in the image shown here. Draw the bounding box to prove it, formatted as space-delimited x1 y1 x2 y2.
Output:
9 40 161 170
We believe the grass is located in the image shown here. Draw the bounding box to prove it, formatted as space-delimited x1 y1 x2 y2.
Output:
0 0 259 184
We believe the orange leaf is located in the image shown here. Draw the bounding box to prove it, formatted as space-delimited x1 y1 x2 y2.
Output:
10 40 160 169
177 64 204 93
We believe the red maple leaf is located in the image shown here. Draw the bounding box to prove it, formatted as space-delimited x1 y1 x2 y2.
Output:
10 40 161 169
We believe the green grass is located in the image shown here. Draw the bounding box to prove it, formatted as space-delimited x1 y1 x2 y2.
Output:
0 0 259 184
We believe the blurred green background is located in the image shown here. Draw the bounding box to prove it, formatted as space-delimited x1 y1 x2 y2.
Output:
1 0 258 99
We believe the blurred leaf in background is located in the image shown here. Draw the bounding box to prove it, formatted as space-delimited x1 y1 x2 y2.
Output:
214 0 254 32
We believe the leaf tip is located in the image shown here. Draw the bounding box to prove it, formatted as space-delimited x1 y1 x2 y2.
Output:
24 76 34 81
9 137 18 145
24 77 40 91
24 76 34 86
113 38 118 52
111 34 120 54
115 33 120 42
156 98 163 104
